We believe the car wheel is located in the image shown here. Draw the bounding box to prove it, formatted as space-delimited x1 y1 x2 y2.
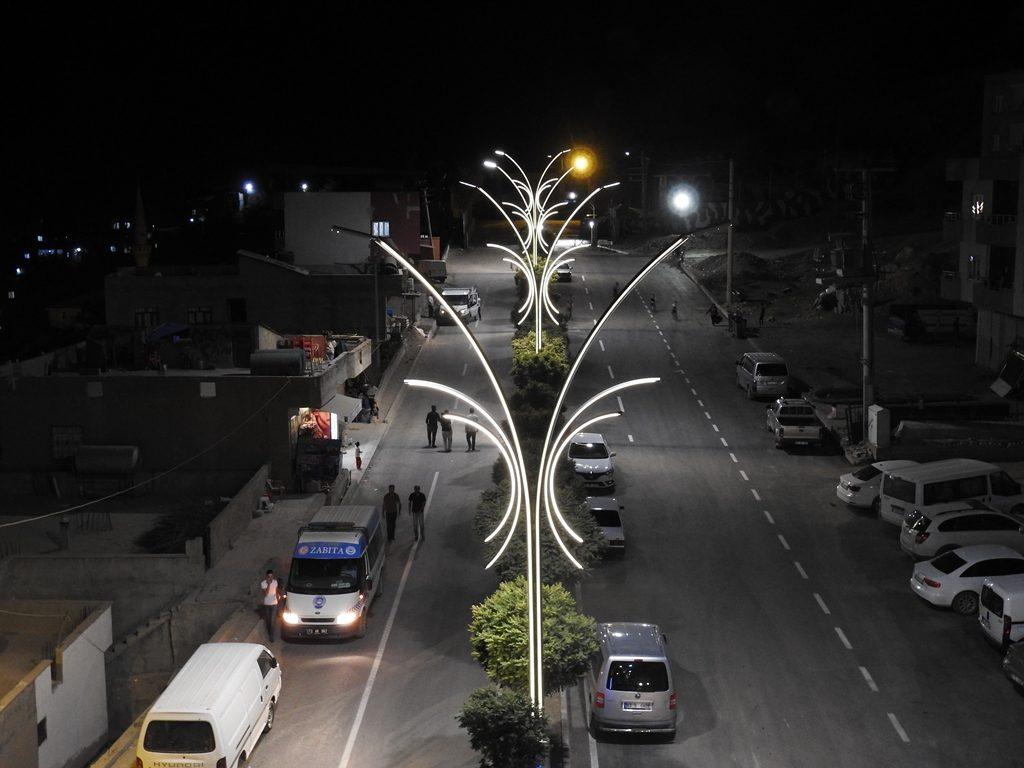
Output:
1013 504 1024 516
238 752 249 768
354 612 367 639
871 497 880 516
747 384 755 400
952 591 979 615
264 701 276 732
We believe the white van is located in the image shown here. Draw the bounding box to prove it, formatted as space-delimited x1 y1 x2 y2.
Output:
878 459 1024 526
281 505 385 640
979 574 1024 649
136 642 281 768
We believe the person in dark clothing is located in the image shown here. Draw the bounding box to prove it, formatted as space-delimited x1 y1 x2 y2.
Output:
408 485 427 541
425 405 441 447
706 304 722 326
759 303 766 328
383 484 402 542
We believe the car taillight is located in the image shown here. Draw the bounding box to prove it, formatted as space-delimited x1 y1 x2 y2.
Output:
915 532 930 544
923 577 941 588
595 692 605 709
669 693 677 710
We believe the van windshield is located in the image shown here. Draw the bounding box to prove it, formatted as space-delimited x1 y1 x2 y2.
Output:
756 363 788 377
884 474 916 503
607 660 669 692
288 557 363 594
444 294 470 306
143 720 215 754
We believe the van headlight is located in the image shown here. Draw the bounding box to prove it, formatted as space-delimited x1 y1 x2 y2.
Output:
281 611 300 625
335 609 360 625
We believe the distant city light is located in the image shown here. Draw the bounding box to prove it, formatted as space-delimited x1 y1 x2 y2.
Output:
109 245 117 253
300 181 309 192
624 151 631 157
15 267 22 275
36 235 43 242
243 181 255 194
23 253 30 260
588 220 596 229
567 191 577 200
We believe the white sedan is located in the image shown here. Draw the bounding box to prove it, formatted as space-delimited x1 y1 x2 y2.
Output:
910 544 1024 614
836 460 917 511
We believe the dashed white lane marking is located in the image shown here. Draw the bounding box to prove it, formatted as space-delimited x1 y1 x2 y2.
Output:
627 434 634 443
704 411 711 419
835 627 853 650
592 319 597 326
680 369 685 374
337 470 438 768
750 488 761 500
581 274 586 282
720 437 728 447
712 424 720 433
739 469 749 481
585 286 590 295
729 452 738 463
616 396 625 413
598 339 605 352
461 363 467 377
764 510 775 524
859 666 879 692
887 712 910 743
777 534 790 551
794 561 808 579
685 378 691 384
607 365 615 379
658 329 664 337
690 387 697 395
670 352 677 361
588 301 594 310
813 593 831 615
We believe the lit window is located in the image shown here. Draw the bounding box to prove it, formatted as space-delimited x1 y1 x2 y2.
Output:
109 245 117 253
23 253 30 260
15 267 21 275
7 291 14 300
36 234 43 242
372 221 391 237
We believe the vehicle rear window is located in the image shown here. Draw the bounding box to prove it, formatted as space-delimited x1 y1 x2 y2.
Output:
884 475 916 504
777 414 817 426
853 465 882 481
756 363 788 377
930 551 966 574
607 660 669 692
590 509 622 527
981 585 1004 617
143 721 215 753
569 442 609 459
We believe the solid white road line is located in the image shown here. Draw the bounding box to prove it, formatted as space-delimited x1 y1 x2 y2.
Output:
835 626 853 650
627 434 634 443
859 666 879 692
739 469 749 481
720 438 729 447
777 534 790 551
750 488 760 500
617 396 625 413
598 339 605 352
607 365 615 379
794 561 808 579
813 593 831 615
337 469 438 768
887 712 910 743
729 452 738 463
764 510 775 524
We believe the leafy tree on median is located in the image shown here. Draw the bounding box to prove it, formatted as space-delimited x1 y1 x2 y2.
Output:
469 576 599 695
457 685 548 768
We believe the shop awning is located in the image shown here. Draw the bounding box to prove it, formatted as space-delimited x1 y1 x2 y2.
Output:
320 394 364 422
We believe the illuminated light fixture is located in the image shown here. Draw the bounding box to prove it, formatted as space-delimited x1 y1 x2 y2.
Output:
243 181 255 194
567 191 577 200
335 216 715 710
671 186 697 214
300 181 309 192
573 154 590 172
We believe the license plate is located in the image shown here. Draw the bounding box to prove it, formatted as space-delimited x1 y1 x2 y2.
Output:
305 627 330 636
622 701 653 712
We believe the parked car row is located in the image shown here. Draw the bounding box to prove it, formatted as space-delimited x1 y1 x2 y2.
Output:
837 457 1024 694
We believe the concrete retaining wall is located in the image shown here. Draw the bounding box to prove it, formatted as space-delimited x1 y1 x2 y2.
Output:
0 673 38 768
206 465 269 566
0 539 205 638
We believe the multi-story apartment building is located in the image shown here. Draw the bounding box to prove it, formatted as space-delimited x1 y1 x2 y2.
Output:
944 71 1024 374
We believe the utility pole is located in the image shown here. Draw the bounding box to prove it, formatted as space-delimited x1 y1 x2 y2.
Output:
726 158 734 309
860 168 874 441
640 150 649 216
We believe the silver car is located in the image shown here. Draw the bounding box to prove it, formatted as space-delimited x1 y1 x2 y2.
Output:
589 623 676 738
586 497 625 556
735 352 789 400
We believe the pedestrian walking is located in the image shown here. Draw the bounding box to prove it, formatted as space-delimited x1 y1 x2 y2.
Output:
409 484 427 541
706 304 722 326
383 484 402 542
260 569 280 642
613 281 620 299
671 301 678 319
759 302 766 328
440 409 453 452
650 293 657 311
354 441 362 470
465 406 480 451
425 405 441 447
426 294 435 318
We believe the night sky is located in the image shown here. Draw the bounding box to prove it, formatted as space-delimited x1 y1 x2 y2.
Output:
8 4 1023 228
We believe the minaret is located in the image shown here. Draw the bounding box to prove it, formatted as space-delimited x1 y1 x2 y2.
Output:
133 183 152 268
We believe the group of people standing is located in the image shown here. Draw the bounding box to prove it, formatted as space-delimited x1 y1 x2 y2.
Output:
424 404 479 452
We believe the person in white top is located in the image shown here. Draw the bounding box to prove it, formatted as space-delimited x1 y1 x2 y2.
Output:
260 569 279 642
465 407 480 452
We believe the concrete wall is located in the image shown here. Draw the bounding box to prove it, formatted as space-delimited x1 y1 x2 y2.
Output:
206 465 268 567
104 270 245 328
0 543 205 638
977 307 1024 371
0 674 38 768
35 604 113 768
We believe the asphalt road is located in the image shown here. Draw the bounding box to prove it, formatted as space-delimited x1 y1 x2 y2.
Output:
252 245 1024 768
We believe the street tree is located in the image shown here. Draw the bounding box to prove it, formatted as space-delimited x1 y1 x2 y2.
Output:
457 685 548 768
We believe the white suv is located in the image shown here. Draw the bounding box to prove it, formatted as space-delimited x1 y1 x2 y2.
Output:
586 497 625 555
900 500 1024 559
568 432 615 491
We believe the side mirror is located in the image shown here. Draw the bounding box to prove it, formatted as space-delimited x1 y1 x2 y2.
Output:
610 452 617 457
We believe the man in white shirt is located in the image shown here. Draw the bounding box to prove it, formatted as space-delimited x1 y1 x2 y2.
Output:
260 569 280 642
465 407 480 451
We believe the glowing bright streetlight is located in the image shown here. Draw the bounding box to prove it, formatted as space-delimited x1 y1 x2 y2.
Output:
300 181 309 192
572 154 590 172
671 187 697 214
243 181 255 195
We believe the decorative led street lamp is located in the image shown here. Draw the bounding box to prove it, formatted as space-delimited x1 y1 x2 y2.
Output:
333 222 714 707
461 149 619 353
